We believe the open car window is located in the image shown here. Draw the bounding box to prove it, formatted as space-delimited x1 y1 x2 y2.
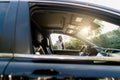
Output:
77 19 120 49
30 1 120 57
50 33 89 55
50 33 85 50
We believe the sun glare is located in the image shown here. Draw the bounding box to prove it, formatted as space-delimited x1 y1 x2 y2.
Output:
81 27 90 35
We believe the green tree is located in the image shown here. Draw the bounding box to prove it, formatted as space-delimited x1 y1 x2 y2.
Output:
64 38 85 50
53 44 57 49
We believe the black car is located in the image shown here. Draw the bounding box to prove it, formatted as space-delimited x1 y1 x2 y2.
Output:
0 0 120 80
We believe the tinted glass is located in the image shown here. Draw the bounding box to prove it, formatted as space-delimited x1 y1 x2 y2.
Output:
0 2 9 37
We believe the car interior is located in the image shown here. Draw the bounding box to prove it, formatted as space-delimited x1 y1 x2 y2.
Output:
9 2 119 80
29 3 101 56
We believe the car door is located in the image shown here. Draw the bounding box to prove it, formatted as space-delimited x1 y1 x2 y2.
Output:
0 0 18 79
4 0 120 80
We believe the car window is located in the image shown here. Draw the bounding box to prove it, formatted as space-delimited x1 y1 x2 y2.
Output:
50 33 85 50
30 2 120 57
0 2 9 38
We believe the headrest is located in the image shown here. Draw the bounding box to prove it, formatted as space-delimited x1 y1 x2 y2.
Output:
41 37 50 47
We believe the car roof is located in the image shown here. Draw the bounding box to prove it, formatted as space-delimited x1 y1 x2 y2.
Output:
2 0 120 13
26 0 120 12
30 0 120 33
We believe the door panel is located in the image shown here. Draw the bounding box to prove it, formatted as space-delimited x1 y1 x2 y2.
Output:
0 1 18 53
53 49 80 55
4 54 120 79
0 0 18 79
15 1 33 54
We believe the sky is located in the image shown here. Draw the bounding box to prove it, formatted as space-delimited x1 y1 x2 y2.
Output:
8 0 120 11
75 0 120 11
20 0 120 11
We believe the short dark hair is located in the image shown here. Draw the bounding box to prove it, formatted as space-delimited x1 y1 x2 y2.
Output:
58 35 62 38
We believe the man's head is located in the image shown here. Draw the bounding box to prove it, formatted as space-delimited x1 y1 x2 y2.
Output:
58 35 62 41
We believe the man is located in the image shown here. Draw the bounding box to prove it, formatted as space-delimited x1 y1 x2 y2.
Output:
56 35 64 50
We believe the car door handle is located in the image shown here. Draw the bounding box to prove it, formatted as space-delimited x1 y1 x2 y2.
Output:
32 69 59 75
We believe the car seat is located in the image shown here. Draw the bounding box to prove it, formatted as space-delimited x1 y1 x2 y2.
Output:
41 37 53 54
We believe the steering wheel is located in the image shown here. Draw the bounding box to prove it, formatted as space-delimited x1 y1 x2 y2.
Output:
79 45 98 56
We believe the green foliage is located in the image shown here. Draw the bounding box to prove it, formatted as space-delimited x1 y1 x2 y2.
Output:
52 35 85 50
53 37 85 50
53 44 57 49
64 38 85 50
92 28 120 49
